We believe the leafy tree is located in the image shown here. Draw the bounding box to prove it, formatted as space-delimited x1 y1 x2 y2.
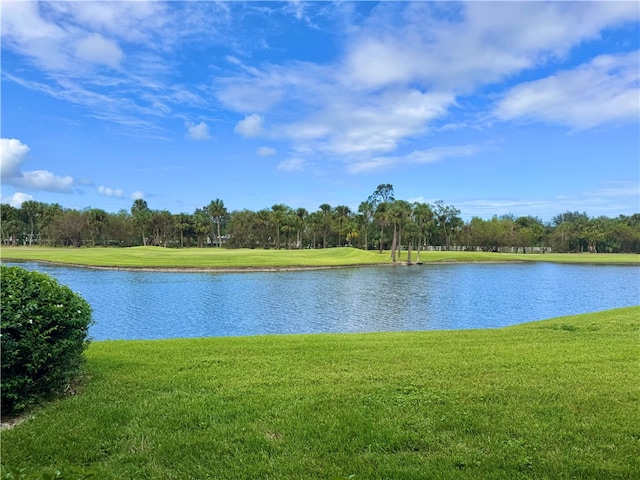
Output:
192 208 210 247
515 216 545 253
227 210 256 248
39 203 65 246
255 209 272 248
87 208 109 247
1 204 24 246
434 200 462 250
53 209 89 247
150 210 175 247
368 184 395 205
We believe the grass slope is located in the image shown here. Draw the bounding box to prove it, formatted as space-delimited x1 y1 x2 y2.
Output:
0 246 387 269
2 307 638 479
1 246 638 269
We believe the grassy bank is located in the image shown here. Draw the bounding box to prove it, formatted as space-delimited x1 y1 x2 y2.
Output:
2 307 638 479
1 246 637 269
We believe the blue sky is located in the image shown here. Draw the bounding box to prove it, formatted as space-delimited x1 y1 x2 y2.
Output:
1 1 638 221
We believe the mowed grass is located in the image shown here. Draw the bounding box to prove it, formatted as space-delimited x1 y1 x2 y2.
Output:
2 307 638 479
1 246 638 268
0 246 387 269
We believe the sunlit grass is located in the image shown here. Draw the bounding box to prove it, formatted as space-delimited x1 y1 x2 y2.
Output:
2 307 638 479
1 246 638 268
0 246 387 269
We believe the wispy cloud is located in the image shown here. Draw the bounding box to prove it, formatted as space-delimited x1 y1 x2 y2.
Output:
2 1 637 174
277 158 306 172
347 144 482 174
494 51 640 130
457 180 640 220
257 146 276 157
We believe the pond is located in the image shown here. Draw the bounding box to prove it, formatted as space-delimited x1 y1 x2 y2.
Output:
4 261 639 340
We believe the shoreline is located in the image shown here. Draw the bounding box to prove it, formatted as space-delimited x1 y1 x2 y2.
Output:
2 254 637 272
2 258 398 273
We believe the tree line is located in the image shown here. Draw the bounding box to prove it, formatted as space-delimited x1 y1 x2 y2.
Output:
2 185 639 254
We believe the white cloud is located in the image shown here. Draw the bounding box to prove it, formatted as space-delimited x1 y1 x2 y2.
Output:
0 138 75 193
283 89 455 157
75 33 123 68
130 191 145 200
16 170 75 193
257 146 276 157
2 192 34 208
277 158 306 172
98 186 124 198
494 51 640 130
347 144 481 174
185 121 211 140
342 2 639 91
234 114 265 138
0 138 30 178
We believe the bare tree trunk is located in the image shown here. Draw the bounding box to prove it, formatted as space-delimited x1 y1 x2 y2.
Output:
391 226 398 262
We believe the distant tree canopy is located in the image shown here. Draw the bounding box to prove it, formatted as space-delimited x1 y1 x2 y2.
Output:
2 186 639 255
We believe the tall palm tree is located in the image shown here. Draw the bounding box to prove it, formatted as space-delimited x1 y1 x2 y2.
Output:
357 200 374 250
295 208 308 249
389 200 412 262
334 205 351 247
131 198 151 246
318 204 332 248
207 199 227 247
412 202 434 263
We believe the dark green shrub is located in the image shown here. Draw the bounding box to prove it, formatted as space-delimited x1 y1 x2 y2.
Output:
1 265 93 416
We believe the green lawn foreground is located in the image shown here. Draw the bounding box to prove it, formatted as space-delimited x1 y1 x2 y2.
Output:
1 245 638 269
1 307 638 479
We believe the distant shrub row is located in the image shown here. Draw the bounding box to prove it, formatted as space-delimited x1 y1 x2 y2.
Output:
1 265 93 417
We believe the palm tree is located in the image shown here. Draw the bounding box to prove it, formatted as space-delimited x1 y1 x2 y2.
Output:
21 200 44 246
174 213 193 248
131 199 151 246
207 199 227 247
318 204 333 248
357 201 374 250
334 205 351 247
374 202 391 253
270 204 290 249
412 202 434 263
255 209 272 248
295 208 308 249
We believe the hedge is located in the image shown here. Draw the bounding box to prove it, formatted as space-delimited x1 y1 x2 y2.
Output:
1 265 93 417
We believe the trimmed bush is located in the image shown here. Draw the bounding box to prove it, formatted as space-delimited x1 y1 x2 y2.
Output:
1 265 93 417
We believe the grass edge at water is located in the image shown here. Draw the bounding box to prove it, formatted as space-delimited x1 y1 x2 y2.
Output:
1 246 638 269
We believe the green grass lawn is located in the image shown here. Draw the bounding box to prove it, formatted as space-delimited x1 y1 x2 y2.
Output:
2 307 638 479
1 246 638 269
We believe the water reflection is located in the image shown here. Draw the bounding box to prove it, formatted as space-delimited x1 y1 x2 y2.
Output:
4 261 639 340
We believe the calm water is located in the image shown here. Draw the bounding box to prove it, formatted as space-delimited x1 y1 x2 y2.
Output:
5 261 639 340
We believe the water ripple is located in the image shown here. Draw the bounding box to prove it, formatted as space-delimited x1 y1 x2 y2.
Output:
4 262 639 340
